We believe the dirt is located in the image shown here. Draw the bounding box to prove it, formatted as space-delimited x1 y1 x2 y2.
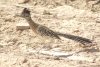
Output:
0 0 100 67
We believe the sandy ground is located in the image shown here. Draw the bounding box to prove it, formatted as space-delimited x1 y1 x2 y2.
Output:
0 0 100 67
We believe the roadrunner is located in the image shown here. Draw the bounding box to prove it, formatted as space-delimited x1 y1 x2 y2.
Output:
19 8 93 46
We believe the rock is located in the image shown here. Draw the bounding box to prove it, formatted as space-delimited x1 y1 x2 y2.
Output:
16 20 30 30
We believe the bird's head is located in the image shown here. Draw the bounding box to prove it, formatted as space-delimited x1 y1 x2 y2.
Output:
20 8 31 19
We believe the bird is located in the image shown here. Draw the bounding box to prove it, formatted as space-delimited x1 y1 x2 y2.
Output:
19 8 93 46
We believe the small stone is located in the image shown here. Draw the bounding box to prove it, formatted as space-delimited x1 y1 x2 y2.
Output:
22 58 28 63
54 57 60 60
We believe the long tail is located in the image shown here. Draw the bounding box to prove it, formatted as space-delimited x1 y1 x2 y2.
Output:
56 32 92 45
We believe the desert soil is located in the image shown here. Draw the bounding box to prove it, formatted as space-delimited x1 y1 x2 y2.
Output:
0 0 100 67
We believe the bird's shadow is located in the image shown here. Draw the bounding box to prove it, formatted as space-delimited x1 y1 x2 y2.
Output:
58 46 99 58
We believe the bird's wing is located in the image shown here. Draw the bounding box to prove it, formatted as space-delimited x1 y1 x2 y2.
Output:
37 25 60 39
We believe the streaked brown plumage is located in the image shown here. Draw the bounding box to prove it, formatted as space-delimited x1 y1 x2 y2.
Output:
19 8 93 46
20 8 60 39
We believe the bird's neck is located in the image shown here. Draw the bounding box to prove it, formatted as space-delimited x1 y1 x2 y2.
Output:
25 17 38 29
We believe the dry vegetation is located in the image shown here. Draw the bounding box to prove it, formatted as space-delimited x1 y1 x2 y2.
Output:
0 0 100 67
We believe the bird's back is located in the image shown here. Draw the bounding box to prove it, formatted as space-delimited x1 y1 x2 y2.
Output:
36 25 61 39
